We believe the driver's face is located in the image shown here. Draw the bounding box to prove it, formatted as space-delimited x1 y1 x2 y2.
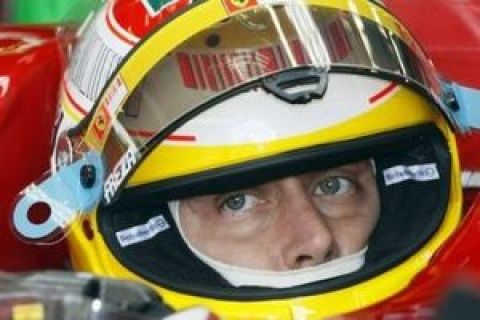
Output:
179 160 380 271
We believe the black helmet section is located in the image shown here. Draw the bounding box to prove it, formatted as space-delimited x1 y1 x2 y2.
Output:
99 124 450 300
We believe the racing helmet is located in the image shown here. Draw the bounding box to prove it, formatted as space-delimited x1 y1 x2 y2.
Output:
57 0 192 134
12 0 468 318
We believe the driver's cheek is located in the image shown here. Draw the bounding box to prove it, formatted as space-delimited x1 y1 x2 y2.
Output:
323 216 370 257
320 187 380 256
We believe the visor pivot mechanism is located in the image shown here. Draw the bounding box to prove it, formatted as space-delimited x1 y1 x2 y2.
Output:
80 164 96 189
443 90 460 112
262 67 328 104
441 79 480 132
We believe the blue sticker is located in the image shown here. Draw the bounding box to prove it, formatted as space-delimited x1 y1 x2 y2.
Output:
13 152 104 240
442 80 480 132
451 82 480 131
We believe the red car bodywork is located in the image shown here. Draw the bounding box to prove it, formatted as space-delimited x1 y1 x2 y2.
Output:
0 1 479 317
343 1 480 318
0 25 71 271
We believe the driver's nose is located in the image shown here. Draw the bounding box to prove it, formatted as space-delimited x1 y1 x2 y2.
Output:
278 177 335 270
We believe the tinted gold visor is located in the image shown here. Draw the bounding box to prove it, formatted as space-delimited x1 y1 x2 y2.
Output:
79 0 447 205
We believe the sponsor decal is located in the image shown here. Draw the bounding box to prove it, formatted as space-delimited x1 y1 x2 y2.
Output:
462 170 480 188
86 76 128 150
91 106 111 142
104 77 128 115
104 147 138 203
116 214 170 247
383 163 440 186
68 40 123 104
223 0 257 14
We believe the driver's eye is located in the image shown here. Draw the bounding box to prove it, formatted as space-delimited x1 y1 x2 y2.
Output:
221 193 258 215
315 176 353 196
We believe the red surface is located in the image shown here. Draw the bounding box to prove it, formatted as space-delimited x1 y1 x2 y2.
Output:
384 0 480 89
0 1 479 317
339 2 480 318
457 134 480 171
0 25 72 271
109 0 191 40
383 0 480 171
343 200 480 319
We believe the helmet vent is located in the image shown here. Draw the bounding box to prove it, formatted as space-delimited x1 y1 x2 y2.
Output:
262 67 328 104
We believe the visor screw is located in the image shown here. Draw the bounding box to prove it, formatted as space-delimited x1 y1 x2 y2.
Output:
206 34 220 47
444 91 460 111
447 98 460 112
80 165 96 189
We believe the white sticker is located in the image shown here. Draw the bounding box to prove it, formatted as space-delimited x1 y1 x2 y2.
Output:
462 170 480 188
116 215 170 247
104 76 128 116
104 147 138 203
383 163 440 186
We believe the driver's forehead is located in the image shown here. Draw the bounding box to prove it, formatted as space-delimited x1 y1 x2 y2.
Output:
281 160 375 186
316 160 374 176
